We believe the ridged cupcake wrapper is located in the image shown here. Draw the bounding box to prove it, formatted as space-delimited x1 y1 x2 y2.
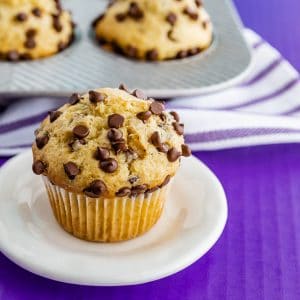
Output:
42 177 169 242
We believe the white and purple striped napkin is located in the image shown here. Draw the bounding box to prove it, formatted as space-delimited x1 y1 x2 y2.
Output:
1 29 300 156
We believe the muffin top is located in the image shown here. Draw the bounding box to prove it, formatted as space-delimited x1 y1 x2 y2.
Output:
0 0 74 61
32 87 191 198
93 0 212 61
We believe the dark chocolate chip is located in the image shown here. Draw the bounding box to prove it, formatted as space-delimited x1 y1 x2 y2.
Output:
150 131 161 147
115 12 127 22
112 140 127 154
107 128 123 141
89 90 106 103
49 110 62 123
32 160 46 175
172 122 184 135
24 38 36 49
53 15 62 32
131 184 147 195
166 12 177 26
73 125 89 139
157 143 169 153
181 144 192 157
26 29 37 38
126 45 138 58
108 114 125 128
160 175 171 187
32 8 42 17
170 111 180 122
63 162 80 180
195 0 203 7
69 139 86 151
7 50 19 61
167 148 181 162
92 14 105 28
176 50 188 59
119 83 130 93
150 101 165 115
183 7 198 20
58 41 66 52
15 12 27 22
96 147 110 161
128 2 144 20
167 29 177 42
36 133 49 149
146 49 158 61
188 47 201 56
202 20 208 29
84 180 107 198
128 175 138 184
131 89 147 100
20 52 32 60
100 158 118 173
137 110 152 122
69 93 80 105
116 187 131 197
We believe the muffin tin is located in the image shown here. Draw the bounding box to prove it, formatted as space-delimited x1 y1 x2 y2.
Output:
0 0 252 98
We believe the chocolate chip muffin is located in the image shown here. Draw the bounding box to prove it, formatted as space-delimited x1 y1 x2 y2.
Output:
0 0 74 61
92 0 212 61
32 85 191 242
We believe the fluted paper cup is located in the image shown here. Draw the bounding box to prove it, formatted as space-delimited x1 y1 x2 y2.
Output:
42 177 170 242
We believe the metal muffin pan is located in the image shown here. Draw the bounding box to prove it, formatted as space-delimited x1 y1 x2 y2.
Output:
0 0 252 98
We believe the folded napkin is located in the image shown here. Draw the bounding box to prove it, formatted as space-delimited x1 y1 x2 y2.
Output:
1 29 300 156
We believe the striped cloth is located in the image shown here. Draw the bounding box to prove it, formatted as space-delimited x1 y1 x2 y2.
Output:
1 29 300 156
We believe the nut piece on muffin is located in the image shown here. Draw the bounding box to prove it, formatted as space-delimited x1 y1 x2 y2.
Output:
92 0 213 61
0 0 75 61
32 85 191 242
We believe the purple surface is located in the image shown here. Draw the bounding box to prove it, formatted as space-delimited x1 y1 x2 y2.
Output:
1 1 300 299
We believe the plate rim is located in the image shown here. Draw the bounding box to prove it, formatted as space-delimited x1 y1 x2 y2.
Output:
0 151 228 286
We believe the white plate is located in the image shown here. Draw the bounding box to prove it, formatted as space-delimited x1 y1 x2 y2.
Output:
0 151 227 286
0 0 251 99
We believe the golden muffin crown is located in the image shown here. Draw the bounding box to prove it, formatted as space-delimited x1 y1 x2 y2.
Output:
93 0 213 61
0 0 74 61
32 86 191 198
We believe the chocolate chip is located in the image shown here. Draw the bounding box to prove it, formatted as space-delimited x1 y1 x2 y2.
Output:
195 0 203 7
116 187 131 197
24 38 36 49
32 8 42 17
58 41 66 52
166 12 177 26
131 89 147 100
157 143 169 153
181 144 191 157
107 128 123 142
32 160 46 175
131 184 147 195
69 93 80 105
167 148 181 162
150 101 164 115
170 111 180 122
20 52 32 60
26 29 37 38
73 125 89 139
115 12 127 22
146 49 158 61
128 2 144 20
100 158 118 173
125 149 138 163
172 122 184 135
69 139 86 151
128 175 138 184
202 20 208 29
48 110 62 123
188 47 201 56
108 114 125 129
176 50 188 59
96 147 110 161
36 133 49 149
127 45 138 58
160 175 171 187
92 14 105 28
63 162 79 180
167 29 177 42
84 180 107 198
112 140 127 154
183 7 198 20
119 83 130 93
150 131 161 147
137 111 152 122
53 15 62 32
6 50 19 61
89 90 106 103
15 13 27 22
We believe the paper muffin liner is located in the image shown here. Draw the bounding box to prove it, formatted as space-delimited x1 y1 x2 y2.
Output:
42 177 170 242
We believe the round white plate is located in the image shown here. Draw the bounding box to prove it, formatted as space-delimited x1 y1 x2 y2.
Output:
0 150 227 286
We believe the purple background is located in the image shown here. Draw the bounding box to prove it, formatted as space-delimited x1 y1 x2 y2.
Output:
1 1 300 299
